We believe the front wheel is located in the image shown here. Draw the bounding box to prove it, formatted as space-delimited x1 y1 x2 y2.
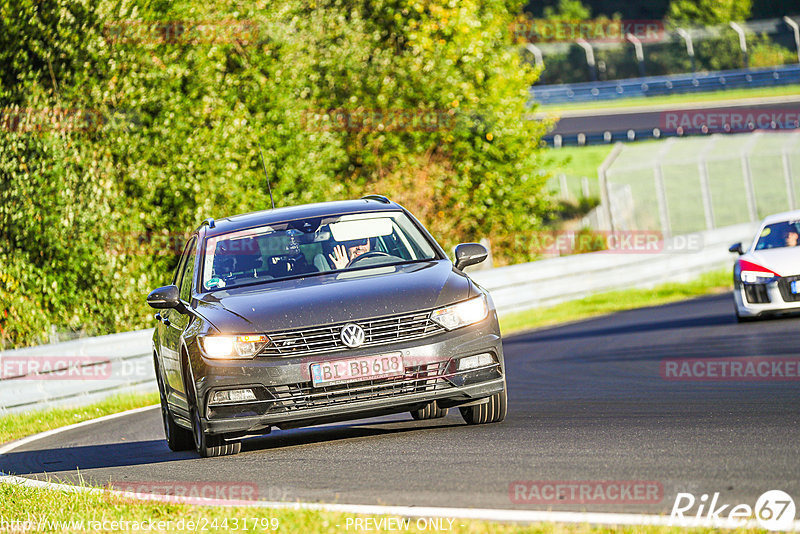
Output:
161 399 194 451
184 356 241 458
410 400 448 420
155 355 193 451
190 402 241 458
459 385 507 425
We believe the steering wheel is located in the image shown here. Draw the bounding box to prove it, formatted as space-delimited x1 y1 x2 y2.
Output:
346 251 392 268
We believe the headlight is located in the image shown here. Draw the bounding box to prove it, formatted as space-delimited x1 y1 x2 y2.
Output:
741 271 776 284
430 295 489 331
199 334 269 359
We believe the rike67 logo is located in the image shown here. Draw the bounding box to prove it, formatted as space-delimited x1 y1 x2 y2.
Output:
670 490 795 530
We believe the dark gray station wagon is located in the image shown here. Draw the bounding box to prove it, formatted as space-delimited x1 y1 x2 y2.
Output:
147 196 506 457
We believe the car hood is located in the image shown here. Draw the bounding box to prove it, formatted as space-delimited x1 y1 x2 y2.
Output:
193 260 474 333
745 247 800 277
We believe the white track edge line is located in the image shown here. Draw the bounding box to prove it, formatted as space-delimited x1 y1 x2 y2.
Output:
1 406 799 531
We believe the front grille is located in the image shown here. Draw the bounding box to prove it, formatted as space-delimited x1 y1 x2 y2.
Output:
265 361 452 412
259 311 444 356
744 283 770 304
777 276 800 302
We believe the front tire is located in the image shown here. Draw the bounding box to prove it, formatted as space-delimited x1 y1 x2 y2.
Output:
459 385 507 425
410 400 448 420
155 354 193 451
184 354 241 458
190 402 241 458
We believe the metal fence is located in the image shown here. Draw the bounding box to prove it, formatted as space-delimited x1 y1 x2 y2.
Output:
532 64 800 105
593 131 800 235
527 16 800 94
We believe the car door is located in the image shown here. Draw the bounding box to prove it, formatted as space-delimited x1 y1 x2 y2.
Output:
161 236 197 407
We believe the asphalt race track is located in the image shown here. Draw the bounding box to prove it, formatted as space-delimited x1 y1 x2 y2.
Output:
2 292 799 515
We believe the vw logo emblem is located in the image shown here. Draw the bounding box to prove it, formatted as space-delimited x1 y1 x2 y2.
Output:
340 323 365 348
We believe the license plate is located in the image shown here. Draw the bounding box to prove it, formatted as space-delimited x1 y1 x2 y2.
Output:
793 281 799 294
310 353 404 387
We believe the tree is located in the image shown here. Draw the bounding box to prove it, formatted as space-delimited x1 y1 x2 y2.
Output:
543 0 592 20
0 0 553 347
668 0 752 25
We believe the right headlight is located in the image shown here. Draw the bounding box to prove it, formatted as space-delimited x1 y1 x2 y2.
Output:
199 334 269 359
430 295 489 331
740 271 776 284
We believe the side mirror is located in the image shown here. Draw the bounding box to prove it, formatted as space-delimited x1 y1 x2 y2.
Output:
147 285 181 309
454 243 488 270
729 242 744 255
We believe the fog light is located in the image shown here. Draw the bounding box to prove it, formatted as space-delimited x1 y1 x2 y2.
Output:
210 388 257 404
457 353 495 371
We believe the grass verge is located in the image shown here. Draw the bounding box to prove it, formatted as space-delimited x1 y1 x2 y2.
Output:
547 144 613 182
0 481 748 533
537 83 800 113
0 391 159 445
499 268 731 335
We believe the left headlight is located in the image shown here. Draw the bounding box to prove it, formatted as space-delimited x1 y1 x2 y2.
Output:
199 334 269 359
430 295 489 331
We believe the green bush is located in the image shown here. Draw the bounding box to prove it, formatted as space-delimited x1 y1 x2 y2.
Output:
0 0 552 348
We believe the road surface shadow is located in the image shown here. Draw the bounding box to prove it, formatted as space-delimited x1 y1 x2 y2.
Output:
0 418 463 475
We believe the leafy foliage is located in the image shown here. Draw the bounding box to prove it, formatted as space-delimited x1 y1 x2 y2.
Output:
667 0 752 25
0 0 551 348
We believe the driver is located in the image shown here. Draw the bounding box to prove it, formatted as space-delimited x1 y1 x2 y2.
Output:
329 238 371 269
785 229 799 247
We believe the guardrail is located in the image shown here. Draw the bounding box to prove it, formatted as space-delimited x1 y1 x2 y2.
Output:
531 64 800 105
0 330 155 414
471 223 757 315
0 222 757 413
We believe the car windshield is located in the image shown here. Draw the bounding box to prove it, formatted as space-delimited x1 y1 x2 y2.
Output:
200 211 438 290
754 220 800 251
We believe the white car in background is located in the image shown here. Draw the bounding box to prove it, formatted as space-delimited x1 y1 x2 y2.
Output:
730 210 800 321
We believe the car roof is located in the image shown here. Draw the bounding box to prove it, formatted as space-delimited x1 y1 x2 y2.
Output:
199 198 404 238
760 209 800 226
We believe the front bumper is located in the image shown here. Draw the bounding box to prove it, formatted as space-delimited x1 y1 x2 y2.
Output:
734 277 800 317
191 321 504 436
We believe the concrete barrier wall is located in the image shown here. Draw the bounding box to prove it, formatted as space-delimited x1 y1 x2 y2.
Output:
0 223 757 413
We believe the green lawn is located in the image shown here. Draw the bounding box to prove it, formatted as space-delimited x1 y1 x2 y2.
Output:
0 480 749 534
537 83 800 113
547 132 800 233
499 268 731 335
0 392 159 445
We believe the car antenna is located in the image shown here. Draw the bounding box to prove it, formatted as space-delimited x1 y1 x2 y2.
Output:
258 143 276 210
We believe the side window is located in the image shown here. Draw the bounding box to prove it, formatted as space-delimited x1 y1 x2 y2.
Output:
179 237 197 302
172 241 190 286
